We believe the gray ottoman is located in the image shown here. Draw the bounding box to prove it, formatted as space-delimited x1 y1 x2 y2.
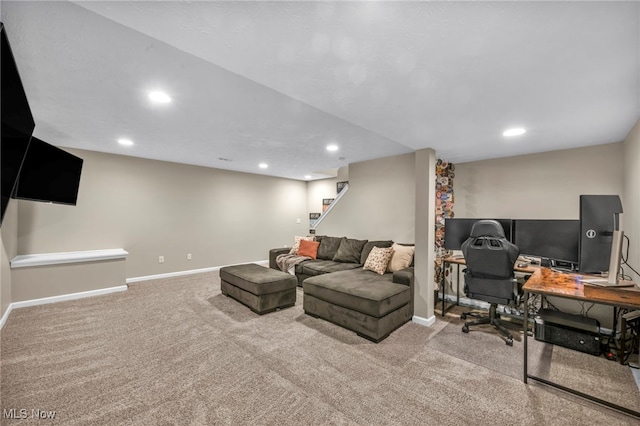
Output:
220 263 297 314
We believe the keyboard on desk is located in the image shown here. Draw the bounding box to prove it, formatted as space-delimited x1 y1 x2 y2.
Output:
579 277 635 288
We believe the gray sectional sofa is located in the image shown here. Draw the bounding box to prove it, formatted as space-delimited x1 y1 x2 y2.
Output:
269 236 414 342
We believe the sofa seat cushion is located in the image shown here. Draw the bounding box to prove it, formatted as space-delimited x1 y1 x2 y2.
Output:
300 260 362 276
303 269 411 318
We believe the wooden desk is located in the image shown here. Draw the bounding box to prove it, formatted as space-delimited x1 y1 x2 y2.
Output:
522 268 640 418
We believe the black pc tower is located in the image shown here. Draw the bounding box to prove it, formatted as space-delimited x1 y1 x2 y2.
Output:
534 309 601 356
578 195 623 274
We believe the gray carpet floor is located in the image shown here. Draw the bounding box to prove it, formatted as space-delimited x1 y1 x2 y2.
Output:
1 271 638 425
429 306 640 410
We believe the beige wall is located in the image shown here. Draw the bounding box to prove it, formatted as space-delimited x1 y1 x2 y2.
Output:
11 259 126 302
1 202 19 318
454 143 623 219
306 167 349 215
315 153 416 243
17 149 308 279
623 118 640 281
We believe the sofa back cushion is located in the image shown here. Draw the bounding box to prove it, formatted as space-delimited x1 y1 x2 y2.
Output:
333 238 368 264
316 236 343 260
360 240 394 264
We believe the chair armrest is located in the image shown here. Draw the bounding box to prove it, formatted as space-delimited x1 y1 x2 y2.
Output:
392 267 414 286
269 247 290 270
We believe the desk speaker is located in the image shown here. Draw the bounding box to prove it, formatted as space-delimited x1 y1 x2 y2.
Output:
534 309 601 356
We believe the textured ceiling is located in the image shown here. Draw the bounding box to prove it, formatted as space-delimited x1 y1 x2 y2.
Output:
2 1 639 180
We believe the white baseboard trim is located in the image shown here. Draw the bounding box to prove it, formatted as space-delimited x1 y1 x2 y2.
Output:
0 304 14 330
412 314 436 327
126 267 219 284
126 259 269 284
1 285 128 330
11 286 128 310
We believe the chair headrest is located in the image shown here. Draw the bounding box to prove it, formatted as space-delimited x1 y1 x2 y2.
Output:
470 219 506 238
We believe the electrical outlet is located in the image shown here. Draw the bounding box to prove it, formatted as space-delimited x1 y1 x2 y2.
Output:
187 253 192 260
159 255 164 263
296 218 301 224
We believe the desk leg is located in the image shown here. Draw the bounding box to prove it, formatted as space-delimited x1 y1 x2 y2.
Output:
441 263 446 317
456 264 460 307
619 310 625 365
523 290 529 384
440 261 461 317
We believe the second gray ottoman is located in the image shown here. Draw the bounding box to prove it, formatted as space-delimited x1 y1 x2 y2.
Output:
220 263 297 314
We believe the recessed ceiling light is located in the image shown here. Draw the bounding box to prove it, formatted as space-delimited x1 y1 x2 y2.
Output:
503 128 526 137
304 175 312 179
148 91 171 103
259 163 268 169
118 138 134 146
326 144 339 152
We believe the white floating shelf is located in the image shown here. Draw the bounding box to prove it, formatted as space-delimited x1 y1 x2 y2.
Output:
11 249 129 269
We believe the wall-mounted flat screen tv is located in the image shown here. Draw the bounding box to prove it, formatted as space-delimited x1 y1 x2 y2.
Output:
1 22 35 224
14 137 83 205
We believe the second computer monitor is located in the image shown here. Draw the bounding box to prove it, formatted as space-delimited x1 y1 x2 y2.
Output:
512 219 580 265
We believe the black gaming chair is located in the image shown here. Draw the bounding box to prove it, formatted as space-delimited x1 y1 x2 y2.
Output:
460 220 520 345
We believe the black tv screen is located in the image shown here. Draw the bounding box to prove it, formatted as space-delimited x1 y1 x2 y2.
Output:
513 219 580 263
14 137 83 205
1 22 35 223
444 218 513 250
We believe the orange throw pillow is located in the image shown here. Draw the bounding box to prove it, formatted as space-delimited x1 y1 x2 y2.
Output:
297 239 320 259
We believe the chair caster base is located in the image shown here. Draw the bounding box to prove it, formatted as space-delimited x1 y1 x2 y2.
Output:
462 324 469 333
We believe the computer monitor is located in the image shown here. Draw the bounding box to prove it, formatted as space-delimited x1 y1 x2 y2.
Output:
444 218 512 250
513 219 580 270
579 195 623 274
